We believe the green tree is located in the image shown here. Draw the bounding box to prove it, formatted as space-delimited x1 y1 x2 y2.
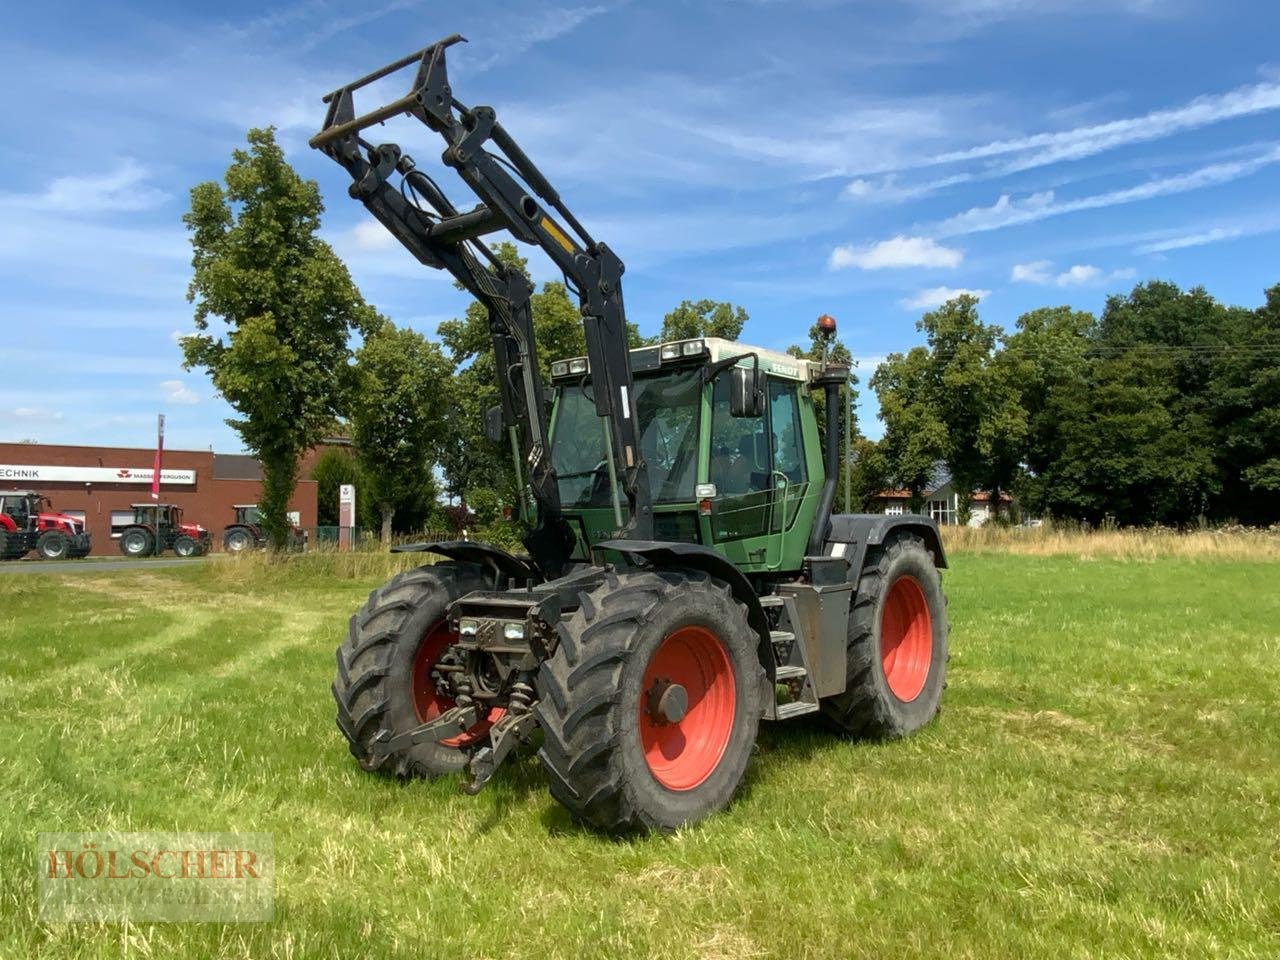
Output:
915 295 1027 523
182 127 380 549
844 436 891 512
310 446 368 527
871 347 947 512
1209 284 1280 522
351 324 453 544
661 299 748 341
1095 281 1225 522
1005 306 1095 519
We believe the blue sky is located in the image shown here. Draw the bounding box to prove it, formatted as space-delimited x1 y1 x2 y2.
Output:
3 0 1279 451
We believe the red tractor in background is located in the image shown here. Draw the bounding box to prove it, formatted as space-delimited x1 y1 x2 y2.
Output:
0 490 92 560
222 504 307 553
117 503 210 558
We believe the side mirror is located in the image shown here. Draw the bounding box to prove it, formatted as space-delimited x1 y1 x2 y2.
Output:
728 366 765 418
484 405 504 445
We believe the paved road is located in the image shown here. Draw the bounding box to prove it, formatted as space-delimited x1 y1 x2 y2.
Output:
0 558 209 576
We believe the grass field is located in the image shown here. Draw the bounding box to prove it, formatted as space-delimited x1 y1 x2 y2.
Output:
1 547 1277 959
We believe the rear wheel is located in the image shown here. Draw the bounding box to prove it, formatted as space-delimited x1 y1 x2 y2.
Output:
821 534 948 738
173 536 199 558
536 569 765 833
119 528 153 557
0 530 26 560
223 528 253 553
36 530 70 561
332 563 496 777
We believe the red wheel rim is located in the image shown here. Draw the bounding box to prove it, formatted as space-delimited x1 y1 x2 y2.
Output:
639 625 736 791
410 621 504 748
880 575 933 702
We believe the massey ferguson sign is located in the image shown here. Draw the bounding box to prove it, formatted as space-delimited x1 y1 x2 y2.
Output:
0 465 197 485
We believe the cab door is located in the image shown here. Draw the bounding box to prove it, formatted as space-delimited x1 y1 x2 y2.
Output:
706 374 813 572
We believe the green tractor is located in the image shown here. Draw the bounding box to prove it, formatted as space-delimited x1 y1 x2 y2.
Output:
314 36 948 831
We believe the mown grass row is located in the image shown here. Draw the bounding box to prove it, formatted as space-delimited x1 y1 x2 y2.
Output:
1 551 1276 958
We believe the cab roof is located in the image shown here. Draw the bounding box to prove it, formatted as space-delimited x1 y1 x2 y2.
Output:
550 336 817 383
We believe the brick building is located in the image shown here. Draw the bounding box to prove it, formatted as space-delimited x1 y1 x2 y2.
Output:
0 442 320 555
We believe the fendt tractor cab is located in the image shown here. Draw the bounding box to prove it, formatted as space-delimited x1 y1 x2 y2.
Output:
314 36 950 832
223 504 307 553
0 491 92 560
118 504 210 558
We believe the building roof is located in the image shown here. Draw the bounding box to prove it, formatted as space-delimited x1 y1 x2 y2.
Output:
875 488 1013 503
212 454 263 481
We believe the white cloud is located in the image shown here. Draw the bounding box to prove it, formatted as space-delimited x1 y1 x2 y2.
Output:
1136 227 1243 254
899 286 991 310
829 235 963 270
841 173 971 203
931 146 1280 237
351 220 397 251
1011 260 1053 283
1 159 168 214
160 380 201 406
1011 260 1136 286
11 407 64 422
1055 264 1102 287
894 80 1280 176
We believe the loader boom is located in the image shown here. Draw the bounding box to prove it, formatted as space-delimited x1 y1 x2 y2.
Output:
310 35 652 575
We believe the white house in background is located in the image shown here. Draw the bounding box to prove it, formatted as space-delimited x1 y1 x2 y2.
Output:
871 467 1015 526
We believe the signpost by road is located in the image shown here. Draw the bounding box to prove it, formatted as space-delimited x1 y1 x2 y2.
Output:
338 484 355 552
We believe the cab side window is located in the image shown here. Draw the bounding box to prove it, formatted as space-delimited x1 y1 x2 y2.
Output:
768 379 807 484
709 375 768 496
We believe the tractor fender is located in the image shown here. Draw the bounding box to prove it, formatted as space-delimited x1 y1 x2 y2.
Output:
825 513 947 582
0 514 14 533
595 539 775 683
391 539 540 583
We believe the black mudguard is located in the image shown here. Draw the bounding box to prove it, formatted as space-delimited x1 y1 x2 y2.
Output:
391 539 541 583
595 539 775 682
824 514 947 581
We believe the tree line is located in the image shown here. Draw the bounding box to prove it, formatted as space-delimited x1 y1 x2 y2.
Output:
860 284 1280 527
181 129 1278 547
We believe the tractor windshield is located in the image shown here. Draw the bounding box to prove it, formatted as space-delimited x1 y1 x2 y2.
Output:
551 368 702 508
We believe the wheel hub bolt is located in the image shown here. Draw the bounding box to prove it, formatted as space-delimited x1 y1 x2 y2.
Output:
647 678 688 725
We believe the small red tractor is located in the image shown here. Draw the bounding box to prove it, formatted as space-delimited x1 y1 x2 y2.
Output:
222 504 307 553
117 503 210 558
0 490 92 560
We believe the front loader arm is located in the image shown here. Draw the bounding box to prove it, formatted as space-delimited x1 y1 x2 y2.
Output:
310 35 654 566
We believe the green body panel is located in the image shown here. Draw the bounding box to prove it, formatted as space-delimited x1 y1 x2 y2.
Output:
542 341 825 576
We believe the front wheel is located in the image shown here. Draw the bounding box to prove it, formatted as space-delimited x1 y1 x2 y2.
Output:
821 534 948 738
36 530 70 561
173 536 199 558
332 563 496 778
536 569 765 833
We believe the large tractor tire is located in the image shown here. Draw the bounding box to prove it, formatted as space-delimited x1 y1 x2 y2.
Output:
68 535 92 559
0 530 27 561
821 534 948 738
36 530 70 561
332 563 496 778
119 528 153 558
536 569 765 833
223 527 254 553
174 536 199 558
